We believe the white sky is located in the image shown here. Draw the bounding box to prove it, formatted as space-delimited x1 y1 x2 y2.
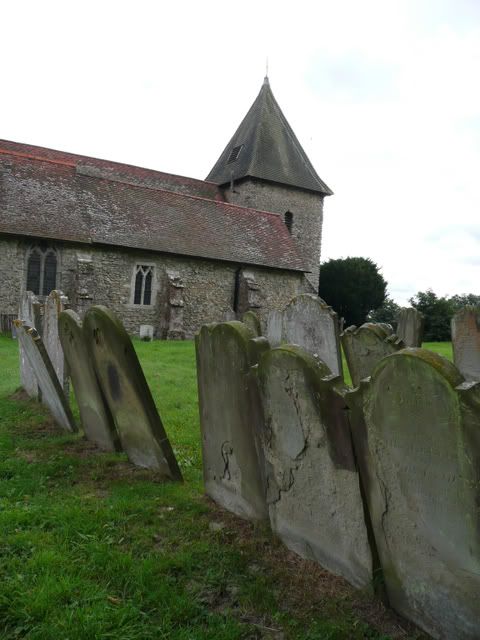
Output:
2 0 479 304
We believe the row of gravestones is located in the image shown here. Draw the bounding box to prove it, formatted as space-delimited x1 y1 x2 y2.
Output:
196 306 480 640
15 291 182 480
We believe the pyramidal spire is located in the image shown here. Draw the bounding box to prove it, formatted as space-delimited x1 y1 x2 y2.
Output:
206 78 332 195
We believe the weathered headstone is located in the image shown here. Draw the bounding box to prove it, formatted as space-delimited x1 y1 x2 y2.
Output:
166 270 185 340
139 324 154 341
265 309 283 347
241 310 262 337
18 291 43 398
43 290 69 394
14 320 76 432
83 306 182 478
196 321 269 520
396 307 424 347
258 345 372 588
58 310 121 452
452 306 480 381
281 294 343 377
348 349 480 640
341 323 404 387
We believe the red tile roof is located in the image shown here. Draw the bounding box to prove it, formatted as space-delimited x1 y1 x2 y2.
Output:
0 140 306 272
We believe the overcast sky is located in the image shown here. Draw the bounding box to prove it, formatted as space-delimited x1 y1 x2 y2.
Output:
2 0 479 304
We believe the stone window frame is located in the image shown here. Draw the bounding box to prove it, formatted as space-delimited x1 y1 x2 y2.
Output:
130 262 157 307
24 243 59 297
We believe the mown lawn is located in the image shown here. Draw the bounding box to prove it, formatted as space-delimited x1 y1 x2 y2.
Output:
0 336 446 640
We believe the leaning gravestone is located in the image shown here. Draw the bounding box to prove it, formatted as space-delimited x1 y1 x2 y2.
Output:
341 323 404 387
281 294 343 377
451 306 480 381
83 306 182 479
18 291 43 398
241 310 262 337
14 320 76 432
396 307 424 347
258 345 372 589
196 321 269 521
348 349 480 640
43 290 69 394
58 310 121 452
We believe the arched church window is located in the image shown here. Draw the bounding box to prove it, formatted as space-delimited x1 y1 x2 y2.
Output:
284 211 293 234
26 245 58 296
133 265 154 305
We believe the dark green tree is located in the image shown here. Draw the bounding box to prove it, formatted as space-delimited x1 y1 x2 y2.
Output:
319 257 387 327
367 295 401 328
409 289 453 341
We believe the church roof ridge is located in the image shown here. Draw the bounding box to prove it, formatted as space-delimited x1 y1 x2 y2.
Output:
206 79 333 195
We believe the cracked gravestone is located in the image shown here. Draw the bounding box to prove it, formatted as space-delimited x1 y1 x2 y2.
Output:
396 307 424 347
43 290 70 395
451 306 480 381
241 310 262 337
14 320 76 432
83 306 182 479
347 349 480 640
196 321 269 520
281 294 343 377
18 291 43 399
341 323 404 387
257 345 372 589
58 309 121 452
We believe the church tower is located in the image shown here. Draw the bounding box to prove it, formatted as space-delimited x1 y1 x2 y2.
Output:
207 77 332 288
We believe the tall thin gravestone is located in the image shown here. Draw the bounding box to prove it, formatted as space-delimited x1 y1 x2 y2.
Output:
58 310 121 452
43 290 69 395
14 320 76 432
18 291 43 399
196 321 269 521
396 307 424 347
347 349 480 640
341 323 404 387
451 306 480 381
258 345 372 589
281 294 343 377
84 306 182 478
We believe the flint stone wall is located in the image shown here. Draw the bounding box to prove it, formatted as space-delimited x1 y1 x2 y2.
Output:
258 345 372 589
196 321 268 521
347 349 480 640
451 306 480 381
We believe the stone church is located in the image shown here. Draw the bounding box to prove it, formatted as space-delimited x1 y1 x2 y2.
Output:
0 77 332 338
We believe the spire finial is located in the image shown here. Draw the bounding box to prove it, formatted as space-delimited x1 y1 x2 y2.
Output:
264 57 269 85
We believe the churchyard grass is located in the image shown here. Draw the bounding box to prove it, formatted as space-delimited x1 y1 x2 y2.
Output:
0 335 446 639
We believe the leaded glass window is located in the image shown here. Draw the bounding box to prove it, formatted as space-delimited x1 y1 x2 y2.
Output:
133 265 154 305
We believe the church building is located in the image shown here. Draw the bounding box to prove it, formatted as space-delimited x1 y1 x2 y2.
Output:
0 78 332 338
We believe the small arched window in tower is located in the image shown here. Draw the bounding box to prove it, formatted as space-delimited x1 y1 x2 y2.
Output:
133 264 155 305
284 211 293 234
26 245 58 296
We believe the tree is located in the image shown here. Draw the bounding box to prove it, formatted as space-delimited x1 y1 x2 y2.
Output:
367 296 401 328
319 257 387 327
409 289 452 341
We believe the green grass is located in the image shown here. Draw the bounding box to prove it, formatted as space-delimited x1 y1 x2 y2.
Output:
0 335 441 639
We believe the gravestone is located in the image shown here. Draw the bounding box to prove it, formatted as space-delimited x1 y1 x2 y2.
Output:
265 309 283 347
196 321 269 520
43 290 69 394
58 310 121 452
281 294 343 377
18 291 43 398
166 270 185 340
396 307 424 347
14 320 76 432
341 323 404 387
258 345 372 588
348 349 480 640
241 310 262 337
83 306 182 479
139 324 154 341
451 306 480 381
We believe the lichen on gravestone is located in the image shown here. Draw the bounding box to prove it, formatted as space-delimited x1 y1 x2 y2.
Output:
241 310 262 337
451 305 480 381
18 291 43 399
83 306 182 479
396 307 424 347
